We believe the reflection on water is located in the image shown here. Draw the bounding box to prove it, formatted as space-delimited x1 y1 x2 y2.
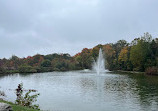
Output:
0 71 158 111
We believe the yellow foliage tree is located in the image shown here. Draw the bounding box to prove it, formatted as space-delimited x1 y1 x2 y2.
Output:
118 47 128 63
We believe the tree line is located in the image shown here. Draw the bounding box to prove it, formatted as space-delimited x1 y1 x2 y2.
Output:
0 32 158 75
0 53 79 73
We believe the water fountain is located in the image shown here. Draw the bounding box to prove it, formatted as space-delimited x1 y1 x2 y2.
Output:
93 48 105 74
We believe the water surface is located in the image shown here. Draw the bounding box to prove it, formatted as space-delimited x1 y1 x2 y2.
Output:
0 71 158 111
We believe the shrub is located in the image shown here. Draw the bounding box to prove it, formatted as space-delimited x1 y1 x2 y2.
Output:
145 67 158 75
39 67 53 72
53 68 60 71
18 64 37 73
15 83 40 110
60 67 66 71
0 67 6 74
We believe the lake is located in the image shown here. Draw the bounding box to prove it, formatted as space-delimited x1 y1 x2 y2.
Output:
0 70 158 111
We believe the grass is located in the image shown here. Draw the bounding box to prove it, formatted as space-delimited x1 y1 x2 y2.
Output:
0 99 39 111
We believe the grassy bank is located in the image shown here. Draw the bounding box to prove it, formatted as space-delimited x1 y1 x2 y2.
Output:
0 99 39 111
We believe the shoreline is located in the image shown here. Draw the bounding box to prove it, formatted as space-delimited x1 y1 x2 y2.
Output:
113 70 145 74
0 68 82 75
1 69 157 77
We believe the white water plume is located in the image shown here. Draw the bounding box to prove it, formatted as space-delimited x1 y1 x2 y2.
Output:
93 48 105 74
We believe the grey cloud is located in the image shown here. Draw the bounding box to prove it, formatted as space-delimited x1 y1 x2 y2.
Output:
0 0 158 58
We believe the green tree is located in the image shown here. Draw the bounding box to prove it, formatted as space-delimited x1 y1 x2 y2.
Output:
130 33 152 71
91 44 102 60
80 48 93 69
41 59 51 67
150 39 158 66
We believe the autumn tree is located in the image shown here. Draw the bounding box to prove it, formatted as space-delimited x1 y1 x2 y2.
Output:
118 47 132 70
28 54 44 67
75 48 93 69
74 53 82 69
103 44 116 70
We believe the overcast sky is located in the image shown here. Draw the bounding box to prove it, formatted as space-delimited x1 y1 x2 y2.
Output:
0 0 158 58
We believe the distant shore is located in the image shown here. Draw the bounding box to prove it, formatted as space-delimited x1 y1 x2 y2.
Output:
114 70 145 74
